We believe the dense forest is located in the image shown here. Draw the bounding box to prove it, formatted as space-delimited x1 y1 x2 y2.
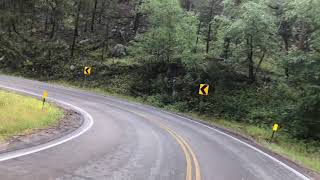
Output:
0 0 319 143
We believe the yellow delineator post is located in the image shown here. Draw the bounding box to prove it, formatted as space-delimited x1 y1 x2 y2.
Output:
270 123 279 143
199 84 209 96
273 123 279 131
42 91 48 110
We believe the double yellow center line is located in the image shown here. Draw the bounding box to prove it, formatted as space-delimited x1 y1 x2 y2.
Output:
125 111 201 180
103 102 201 180
157 122 201 180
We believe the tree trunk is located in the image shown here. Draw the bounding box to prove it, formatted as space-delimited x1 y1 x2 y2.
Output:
247 36 255 83
8 26 12 37
84 21 88 32
206 0 215 54
98 1 106 24
206 23 212 54
44 0 49 33
50 19 56 39
30 0 36 36
298 21 306 51
194 21 201 53
133 13 141 34
91 0 98 32
101 22 109 61
70 0 82 58
44 14 49 32
133 1 142 34
222 37 230 59
11 22 30 43
182 0 192 11
282 36 290 78
254 51 266 78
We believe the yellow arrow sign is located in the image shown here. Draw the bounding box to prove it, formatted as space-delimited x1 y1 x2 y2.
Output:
273 123 279 131
84 67 92 75
199 84 209 96
42 91 48 99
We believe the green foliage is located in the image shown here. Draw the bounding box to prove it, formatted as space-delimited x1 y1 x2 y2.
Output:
0 0 319 144
130 0 202 66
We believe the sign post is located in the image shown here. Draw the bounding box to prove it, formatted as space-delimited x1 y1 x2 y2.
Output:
42 91 48 110
270 123 279 143
83 67 92 87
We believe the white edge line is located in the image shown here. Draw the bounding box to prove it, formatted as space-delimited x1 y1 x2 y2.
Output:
0 84 311 180
162 111 311 180
0 85 94 162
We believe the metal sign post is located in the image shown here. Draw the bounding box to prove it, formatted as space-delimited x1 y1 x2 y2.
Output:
42 91 48 110
83 67 92 88
270 123 279 143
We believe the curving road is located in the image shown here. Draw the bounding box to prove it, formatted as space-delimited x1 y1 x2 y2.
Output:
0 75 311 180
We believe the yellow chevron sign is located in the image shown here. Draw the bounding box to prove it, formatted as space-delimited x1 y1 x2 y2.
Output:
199 84 209 96
84 67 92 75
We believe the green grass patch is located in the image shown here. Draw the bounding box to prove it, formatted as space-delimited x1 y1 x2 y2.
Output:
0 90 63 142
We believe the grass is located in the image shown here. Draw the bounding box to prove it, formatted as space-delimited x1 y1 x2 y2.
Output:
0 90 64 142
48 80 320 174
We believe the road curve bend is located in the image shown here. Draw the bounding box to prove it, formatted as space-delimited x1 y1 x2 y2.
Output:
0 75 311 180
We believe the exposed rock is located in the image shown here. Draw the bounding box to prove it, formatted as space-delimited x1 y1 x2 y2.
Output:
79 39 90 44
111 44 127 57
70 65 75 70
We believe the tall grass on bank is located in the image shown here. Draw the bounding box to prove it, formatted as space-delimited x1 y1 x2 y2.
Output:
0 90 63 142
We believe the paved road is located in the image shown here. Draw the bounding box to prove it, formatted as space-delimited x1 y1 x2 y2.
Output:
0 75 310 180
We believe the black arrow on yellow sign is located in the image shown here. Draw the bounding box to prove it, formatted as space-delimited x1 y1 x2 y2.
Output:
84 67 91 75
199 84 209 96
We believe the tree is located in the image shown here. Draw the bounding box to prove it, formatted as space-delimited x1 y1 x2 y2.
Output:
90 0 98 32
70 0 82 58
130 0 200 66
216 0 277 82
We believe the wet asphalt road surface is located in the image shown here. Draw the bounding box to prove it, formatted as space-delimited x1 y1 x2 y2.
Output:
0 75 310 180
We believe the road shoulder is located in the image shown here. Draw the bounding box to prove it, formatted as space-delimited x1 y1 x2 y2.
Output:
163 111 320 180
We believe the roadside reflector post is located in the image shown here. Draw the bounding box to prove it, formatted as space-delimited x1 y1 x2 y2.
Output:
42 91 48 110
270 123 279 143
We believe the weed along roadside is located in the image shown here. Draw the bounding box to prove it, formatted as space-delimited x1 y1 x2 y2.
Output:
0 90 63 143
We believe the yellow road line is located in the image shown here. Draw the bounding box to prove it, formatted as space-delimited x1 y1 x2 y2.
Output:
177 133 202 180
159 122 201 180
102 104 200 180
135 114 193 180
163 126 193 180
